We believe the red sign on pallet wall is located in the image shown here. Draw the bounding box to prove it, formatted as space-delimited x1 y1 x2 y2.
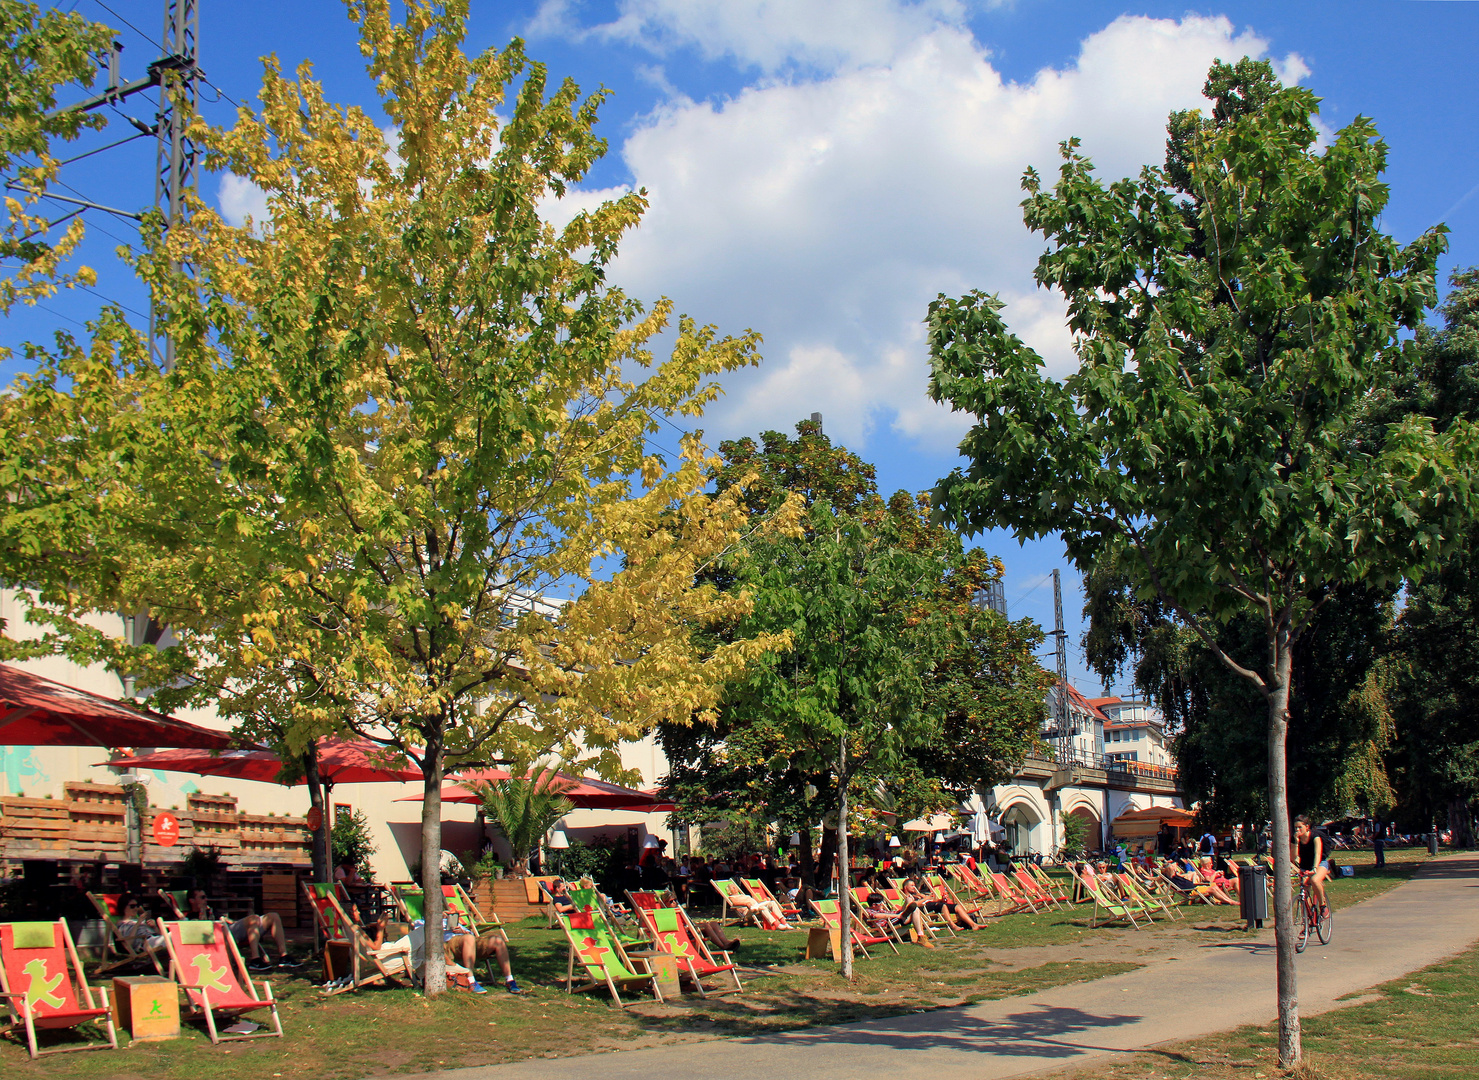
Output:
152 811 180 847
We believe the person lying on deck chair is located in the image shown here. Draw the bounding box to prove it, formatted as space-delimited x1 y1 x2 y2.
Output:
862 891 934 947
726 886 793 929
901 876 979 930
1158 861 1235 904
183 888 302 972
1196 858 1239 896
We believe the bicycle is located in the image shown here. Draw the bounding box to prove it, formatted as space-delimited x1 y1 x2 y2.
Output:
1295 874 1331 953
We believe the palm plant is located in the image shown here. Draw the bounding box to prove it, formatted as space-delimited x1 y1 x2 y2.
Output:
475 770 576 875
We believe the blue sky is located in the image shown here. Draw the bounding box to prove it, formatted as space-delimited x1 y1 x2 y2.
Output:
11 0 1479 693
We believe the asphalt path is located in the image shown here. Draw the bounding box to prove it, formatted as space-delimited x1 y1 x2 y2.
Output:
419 855 1479 1080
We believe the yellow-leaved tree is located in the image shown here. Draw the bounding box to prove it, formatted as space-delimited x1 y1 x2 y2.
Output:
0 0 795 994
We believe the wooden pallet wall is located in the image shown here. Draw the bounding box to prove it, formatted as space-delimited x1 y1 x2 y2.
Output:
1 782 311 869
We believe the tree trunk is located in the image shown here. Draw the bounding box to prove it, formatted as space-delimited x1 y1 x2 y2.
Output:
836 730 854 980
1266 658 1300 1067
421 736 447 995
797 820 816 889
304 746 330 883
816 822 837 893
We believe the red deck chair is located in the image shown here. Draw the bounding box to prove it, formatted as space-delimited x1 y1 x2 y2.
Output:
159 920 284 1044
1013 868 1064 911
989 871 1040 913
947 864 996 905
0 920 117 1059
626 890 677 913
637 905 743 996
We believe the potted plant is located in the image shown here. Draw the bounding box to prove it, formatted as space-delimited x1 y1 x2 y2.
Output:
473 770 575 879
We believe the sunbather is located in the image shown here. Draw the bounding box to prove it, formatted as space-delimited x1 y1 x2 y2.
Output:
1196 858 1239 895
901 877 979 930
862 891 933 947
544 878 578 915
115 894 166 954
408 910 524 994
723 886 793 929
1159 862 1235 904
183 889 301 971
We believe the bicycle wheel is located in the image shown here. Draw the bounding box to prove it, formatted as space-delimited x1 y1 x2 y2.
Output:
1295 894 1310 953
1316 902 1332 945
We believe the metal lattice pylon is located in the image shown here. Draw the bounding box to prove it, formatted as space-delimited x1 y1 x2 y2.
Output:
1052 568 1071 765
150 0 199 369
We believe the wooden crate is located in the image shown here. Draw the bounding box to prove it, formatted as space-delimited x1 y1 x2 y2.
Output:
488 877 540 921
261 872 299 928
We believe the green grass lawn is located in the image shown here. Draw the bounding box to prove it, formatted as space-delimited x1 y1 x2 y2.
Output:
0 850 1438 1079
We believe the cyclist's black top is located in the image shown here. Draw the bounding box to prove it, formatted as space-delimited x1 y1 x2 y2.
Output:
1297 834 1324 871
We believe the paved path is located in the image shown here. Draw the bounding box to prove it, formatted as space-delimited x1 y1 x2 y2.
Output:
423 856 1479 1080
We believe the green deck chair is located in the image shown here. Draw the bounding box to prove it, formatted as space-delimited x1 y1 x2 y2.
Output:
557 908 661 1007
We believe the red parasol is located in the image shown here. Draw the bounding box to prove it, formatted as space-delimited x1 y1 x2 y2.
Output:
399 767 674 811
0 663 232 750
103 736 425 787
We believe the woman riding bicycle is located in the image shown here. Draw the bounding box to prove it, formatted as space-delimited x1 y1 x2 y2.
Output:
1295 814 1331 916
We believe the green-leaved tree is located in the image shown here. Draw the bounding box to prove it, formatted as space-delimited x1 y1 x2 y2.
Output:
926 61 1476 1063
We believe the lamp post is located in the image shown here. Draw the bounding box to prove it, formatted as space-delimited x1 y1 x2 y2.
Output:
548 827 570 879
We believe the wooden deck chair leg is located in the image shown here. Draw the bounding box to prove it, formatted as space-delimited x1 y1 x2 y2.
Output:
21 1001 39 1059
566 946 576 994
603 970 625 1007
264 981 284 1038
199 987 221 1045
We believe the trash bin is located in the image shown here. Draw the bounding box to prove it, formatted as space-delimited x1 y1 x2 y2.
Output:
1428 832 1439 856
1238 864 1268 927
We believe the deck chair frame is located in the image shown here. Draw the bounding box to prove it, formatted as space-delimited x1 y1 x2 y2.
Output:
85 892 165 978
635 905 743 997
740 878 801 920
0 919 117 1059
557 908 663 1007
303 882 400 994
1064 865 1144 929
810 899 899 959
159 919 284 1044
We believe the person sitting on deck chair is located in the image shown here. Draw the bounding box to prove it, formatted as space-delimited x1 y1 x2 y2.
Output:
544 878 577 916
409 908 525 994
862 891 933 947
115 894 166 956
184 888 302 972
901 876 979 931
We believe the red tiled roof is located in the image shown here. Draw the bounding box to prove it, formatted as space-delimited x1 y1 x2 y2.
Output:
1060 681 1109 721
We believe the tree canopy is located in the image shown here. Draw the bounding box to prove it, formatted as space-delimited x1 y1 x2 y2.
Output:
926 59 1475 1064
660 421 1050 964
0 0 793 993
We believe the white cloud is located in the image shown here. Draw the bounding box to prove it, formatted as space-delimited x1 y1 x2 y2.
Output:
217 173 268 229
587 0 968 73
570 11 1303 451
